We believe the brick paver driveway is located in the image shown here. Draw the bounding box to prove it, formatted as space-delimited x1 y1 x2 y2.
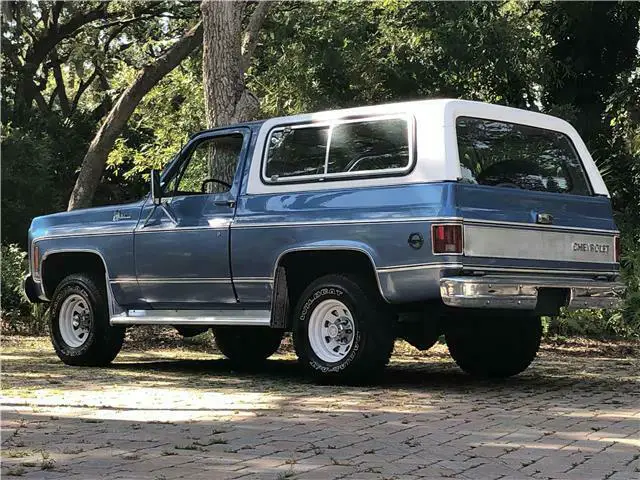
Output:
1 335 639 480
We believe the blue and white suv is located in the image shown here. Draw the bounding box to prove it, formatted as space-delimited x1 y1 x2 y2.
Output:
24 99 624 381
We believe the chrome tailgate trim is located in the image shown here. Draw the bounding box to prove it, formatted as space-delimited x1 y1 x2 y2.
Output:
464 224 616 264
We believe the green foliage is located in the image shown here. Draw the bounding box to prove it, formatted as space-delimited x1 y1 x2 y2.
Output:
2 0 640 338
1 244 27 314
107 58 206 179
0 243 47 334
253 1 548 117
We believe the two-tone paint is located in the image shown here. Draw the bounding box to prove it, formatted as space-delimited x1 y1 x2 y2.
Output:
25 99 623 323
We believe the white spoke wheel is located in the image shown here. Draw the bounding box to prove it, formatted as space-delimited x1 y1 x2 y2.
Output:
58 294 92 348
49 273 125 367
293 274 395 383
307 299 356 363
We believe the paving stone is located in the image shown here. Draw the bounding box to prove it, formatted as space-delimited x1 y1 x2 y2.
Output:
2 338 639 480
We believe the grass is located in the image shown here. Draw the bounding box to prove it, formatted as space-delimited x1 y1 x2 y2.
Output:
40 452 55 471
6 466 26 476
4 450 33 459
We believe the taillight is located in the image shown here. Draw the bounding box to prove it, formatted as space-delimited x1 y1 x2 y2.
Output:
432 224 463 254
32 244 41 280
614 236 621 263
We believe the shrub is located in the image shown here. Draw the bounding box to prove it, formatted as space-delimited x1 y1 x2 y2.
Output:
1 243 47 335
1 243 27 315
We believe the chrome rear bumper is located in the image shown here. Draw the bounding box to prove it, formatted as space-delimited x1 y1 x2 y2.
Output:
440 276 625 310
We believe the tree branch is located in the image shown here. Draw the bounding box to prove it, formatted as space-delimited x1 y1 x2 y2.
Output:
52 1 64 26
68 21 204 210
241 1 270 73
51 54 71 116
70 68 99 114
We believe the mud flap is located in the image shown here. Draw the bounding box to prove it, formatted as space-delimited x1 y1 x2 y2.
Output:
270 266 290 329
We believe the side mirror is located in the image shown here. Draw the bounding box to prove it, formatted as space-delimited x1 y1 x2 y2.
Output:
150 169 162 206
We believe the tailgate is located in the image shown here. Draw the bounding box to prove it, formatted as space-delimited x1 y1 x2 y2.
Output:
455 184 619 275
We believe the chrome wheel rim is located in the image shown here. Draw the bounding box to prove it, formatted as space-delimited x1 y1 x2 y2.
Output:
308 299 356 363
59 294 92 348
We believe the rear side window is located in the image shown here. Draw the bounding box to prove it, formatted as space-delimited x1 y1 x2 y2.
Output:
263 116 412 182
327 119 409 174
456 117 591 196
265 126 329 180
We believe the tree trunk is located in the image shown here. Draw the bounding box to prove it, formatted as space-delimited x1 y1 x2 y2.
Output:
67 22 203 211
201 0 270 180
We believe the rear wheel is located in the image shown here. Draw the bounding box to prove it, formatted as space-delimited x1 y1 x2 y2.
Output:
49 273 125 366
293 274 394 383
212 326 283 365
445 313 542 378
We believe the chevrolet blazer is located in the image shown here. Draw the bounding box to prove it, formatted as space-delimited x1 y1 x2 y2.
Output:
24 99 625 381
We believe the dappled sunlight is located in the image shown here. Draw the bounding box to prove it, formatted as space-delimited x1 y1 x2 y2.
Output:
2 336 639 478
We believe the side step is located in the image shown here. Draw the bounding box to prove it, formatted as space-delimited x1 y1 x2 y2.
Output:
110 309 271 326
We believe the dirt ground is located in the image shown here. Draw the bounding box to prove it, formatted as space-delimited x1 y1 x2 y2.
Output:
1 332 639 480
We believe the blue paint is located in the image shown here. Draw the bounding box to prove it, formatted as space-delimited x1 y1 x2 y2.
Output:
26 121 620 310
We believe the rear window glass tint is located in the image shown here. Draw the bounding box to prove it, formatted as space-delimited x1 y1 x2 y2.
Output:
265 126 328 180
456 117 591 196
327 118 410 174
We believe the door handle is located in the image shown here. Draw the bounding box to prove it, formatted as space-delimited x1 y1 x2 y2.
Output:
214 200 236 208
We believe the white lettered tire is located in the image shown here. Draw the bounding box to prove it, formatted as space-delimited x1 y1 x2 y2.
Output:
49 274 125 366
293 274 394 383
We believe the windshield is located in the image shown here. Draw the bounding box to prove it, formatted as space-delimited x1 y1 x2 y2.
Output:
456 117 592 196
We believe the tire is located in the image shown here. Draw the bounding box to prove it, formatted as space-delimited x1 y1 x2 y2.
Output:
212 326 283 365
445 313 542 378
292 274 394 383
49 273 125 367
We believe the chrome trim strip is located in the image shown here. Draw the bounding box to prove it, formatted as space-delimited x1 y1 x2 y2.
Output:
135 277 230 284
377 262 463 273
463 219 618 235
34 230 132 242
39 248 123 316
233 216 463 229
233 278 273 283
110 309 271 326
271 246 389 302
464 224 616 264
261 113 416 184
462 266 620 276
230 217 618 234
110 277 272 284
135 224 231 234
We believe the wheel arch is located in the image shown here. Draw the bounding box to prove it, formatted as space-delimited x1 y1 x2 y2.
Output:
40 248 110 300
270 244 388 329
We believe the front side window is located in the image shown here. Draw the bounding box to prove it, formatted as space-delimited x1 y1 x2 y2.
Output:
166 133 244 196
263 116 412 182
456 117 591 196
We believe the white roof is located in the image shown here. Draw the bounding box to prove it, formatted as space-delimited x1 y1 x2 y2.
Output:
245 99 609 197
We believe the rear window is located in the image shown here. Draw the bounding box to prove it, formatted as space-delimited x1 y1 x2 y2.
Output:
456 117 591 196
263 116 412 182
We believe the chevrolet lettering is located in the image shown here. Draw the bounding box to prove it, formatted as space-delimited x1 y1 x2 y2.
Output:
572 242 611 254
23 99 625 382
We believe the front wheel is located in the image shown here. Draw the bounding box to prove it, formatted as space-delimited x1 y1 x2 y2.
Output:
293 274 394 383
49 274 125 366
445 313 542 378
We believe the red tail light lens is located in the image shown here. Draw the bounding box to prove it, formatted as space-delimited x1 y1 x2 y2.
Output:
614 236 621 263
432 224 463 254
